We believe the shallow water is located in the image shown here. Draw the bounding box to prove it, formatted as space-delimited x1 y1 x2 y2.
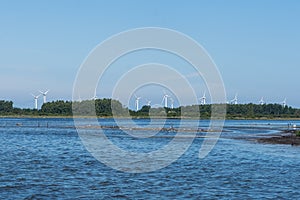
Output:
1 118 300 199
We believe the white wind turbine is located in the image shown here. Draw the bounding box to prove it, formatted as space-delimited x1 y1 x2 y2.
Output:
31 94 40 109
200 91 206 105
231 93 238 105
162 93 170 108
259 97 265 105
134 94 141 111
281 98 287 107
39 90 49 103
170 98 174 109
145 98 151 106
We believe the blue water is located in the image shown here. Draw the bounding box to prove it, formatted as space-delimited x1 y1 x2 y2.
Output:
1 118 300 199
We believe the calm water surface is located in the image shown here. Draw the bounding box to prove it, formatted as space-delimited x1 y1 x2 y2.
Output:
1 118 300 199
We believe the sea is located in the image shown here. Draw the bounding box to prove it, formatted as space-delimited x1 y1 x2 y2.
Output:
1 118 300 199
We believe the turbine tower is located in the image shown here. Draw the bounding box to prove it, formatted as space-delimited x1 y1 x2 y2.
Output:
170 98 174 109
231 93 238 105
39 90 49 103
259 97 265 105
31 94 40 109
200 91 206 105
146 99 151 106
134 94 141 111
282 98 287 107
162 94 170 108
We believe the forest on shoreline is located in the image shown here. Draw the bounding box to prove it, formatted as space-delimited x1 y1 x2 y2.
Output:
0 99 300 119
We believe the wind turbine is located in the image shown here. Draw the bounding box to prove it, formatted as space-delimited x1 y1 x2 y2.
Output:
162 93 170 108
259 97 265 105
134 94 141 111
170 98 174 109
39 90 49 103
145 98 151 106
230 93 238 105
200 91 206 105
31 94 40 109
281 98 287 107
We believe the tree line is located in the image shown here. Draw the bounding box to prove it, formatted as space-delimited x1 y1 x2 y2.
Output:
0 99 300 119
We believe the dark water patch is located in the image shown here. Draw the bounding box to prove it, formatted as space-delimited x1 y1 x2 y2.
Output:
257 134 300 146
24 194 53 200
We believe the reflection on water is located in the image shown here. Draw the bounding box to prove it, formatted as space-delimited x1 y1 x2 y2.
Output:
1 118 300 199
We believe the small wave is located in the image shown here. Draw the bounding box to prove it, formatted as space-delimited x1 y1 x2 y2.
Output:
24 194 51 200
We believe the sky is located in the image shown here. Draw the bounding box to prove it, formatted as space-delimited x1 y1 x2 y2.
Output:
0 0 299 109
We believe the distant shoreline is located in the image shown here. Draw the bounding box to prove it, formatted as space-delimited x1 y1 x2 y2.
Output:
2 115 300 146
1 115 300 121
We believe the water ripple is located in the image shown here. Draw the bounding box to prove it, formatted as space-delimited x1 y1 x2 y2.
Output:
1 118 300 199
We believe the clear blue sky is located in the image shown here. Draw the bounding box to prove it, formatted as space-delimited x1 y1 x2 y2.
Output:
0 1 299 108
